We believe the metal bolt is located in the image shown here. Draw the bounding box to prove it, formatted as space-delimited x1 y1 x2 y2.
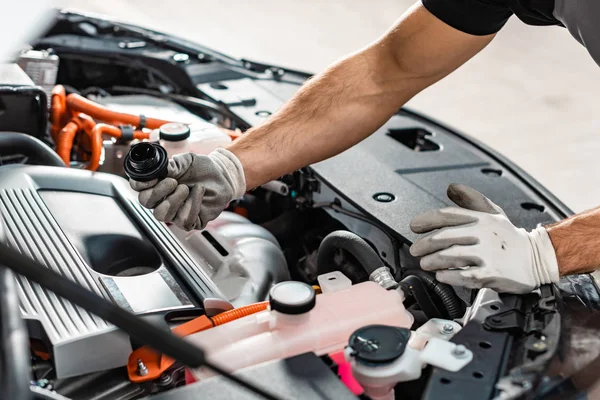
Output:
157 372 173 387
136 358 148 376
441 324 454 334
452 345 468 358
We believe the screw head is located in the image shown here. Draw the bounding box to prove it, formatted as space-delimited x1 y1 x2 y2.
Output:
158 373 173 386
452 345 468 358
441 324 454 334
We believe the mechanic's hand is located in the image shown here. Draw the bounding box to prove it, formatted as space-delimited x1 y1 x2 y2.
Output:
409 184 560 294
129 148 246 231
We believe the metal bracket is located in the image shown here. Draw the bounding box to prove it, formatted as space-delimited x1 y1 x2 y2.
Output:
484 309 527 335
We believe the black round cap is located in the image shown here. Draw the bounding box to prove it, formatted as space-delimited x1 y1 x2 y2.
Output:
348 325 411 365
269 281 316 315
123 142 169 182
159 123 190 142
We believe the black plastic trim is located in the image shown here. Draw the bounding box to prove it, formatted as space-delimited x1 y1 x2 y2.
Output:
400 107 574 219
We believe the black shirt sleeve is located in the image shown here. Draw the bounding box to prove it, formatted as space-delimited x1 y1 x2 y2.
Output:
421 0 514 35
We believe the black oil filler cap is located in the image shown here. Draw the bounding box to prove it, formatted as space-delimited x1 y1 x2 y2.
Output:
124 142 169 182
269 281 316 315
348 325 411 365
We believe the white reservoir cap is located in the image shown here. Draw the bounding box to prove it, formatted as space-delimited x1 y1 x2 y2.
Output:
269 281 316 315
159 122 190 141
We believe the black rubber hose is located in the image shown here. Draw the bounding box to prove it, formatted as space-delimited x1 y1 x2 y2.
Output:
404 269 464 319
0 132 65 167
0 216 31 400
0 268 32 400
317 230 384 277
400 275 443 319
107 86 236 121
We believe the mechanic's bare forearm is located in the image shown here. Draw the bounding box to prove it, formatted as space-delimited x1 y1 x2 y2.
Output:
230 50 414 189
546 207 600 276
227 3 494 189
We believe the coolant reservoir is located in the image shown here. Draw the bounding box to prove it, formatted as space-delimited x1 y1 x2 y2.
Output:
151 122 231 158
187 277 414 380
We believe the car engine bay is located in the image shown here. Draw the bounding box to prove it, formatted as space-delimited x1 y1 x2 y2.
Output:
1 8 600 400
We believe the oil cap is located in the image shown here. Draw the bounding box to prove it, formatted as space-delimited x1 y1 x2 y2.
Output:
269 281 316 315
123 142 169 182
159 122 190 142
348 325 411 365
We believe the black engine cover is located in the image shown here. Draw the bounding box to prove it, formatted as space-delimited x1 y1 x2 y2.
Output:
311 109 570 244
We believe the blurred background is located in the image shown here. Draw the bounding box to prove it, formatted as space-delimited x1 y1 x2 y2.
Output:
58 0 600 213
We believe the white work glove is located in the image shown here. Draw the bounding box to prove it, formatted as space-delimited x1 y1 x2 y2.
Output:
409 184 560 294
129 148 246 231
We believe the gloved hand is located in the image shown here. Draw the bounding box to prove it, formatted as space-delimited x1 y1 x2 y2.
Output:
409 183 560 294
129 148 246 231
